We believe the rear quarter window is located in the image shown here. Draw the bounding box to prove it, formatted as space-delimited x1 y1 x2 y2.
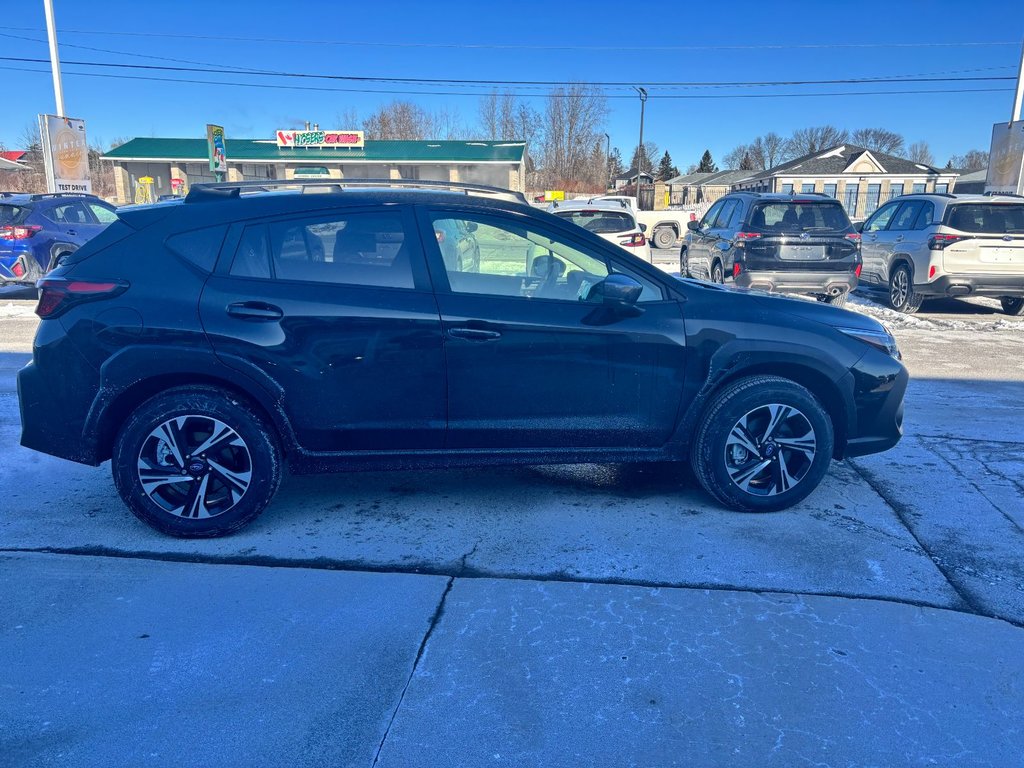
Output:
166 225 229 272
0 205 28 226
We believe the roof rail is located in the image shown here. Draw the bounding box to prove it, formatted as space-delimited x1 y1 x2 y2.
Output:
184 178 528 205
28 192 97 201
982 190 1024 198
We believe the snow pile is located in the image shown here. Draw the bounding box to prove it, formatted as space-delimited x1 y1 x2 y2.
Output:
846 294 1024 334
0 303 37 319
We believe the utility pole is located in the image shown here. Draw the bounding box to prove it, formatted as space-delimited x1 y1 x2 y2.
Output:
604 132 611 191
43 0 65 116
634 87 648 198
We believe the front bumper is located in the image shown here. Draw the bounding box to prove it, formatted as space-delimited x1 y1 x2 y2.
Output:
735 269 858 297
841 350 908 459
916 273 1024 298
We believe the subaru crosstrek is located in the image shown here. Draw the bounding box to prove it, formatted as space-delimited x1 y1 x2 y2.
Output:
0 192 118 285
18 180 907 537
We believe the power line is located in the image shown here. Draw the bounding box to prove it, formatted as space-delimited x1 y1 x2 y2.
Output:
3 25 1019 52
0 55 1016 90
3 64 1013 101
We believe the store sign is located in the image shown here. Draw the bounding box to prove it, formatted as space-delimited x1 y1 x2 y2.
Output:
276 129 364 148
38 114 91 194
986 121 1024 195
207 124 228 174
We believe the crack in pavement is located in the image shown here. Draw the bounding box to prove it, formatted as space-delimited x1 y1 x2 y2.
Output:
371 575 454 767
3 545 1016 628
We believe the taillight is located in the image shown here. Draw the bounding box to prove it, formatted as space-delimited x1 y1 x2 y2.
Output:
0 225 42 240
929 234 966 250
845 233 862 243
619 232 646 247
854 263 863 278
734 232 761 241
35 278 128 319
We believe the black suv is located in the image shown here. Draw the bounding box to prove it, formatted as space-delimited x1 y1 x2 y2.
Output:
683 192 862 306
18 180 906 537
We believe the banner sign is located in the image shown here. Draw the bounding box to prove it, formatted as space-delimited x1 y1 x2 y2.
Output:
207 124 227 174
986 121 1024 195
276 129 364 148
38 114 91 194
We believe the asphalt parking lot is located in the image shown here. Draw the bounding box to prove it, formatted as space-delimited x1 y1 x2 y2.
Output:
2 268 1023 766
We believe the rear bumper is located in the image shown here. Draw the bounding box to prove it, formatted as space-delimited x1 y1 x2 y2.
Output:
735 269 859 296
916 273 1024 298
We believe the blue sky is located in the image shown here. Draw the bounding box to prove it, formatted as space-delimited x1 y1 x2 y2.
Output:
2 0 1022 168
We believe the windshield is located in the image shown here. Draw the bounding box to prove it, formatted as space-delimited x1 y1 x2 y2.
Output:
748 201 852 233
554 209 635 234
946 203 1024 233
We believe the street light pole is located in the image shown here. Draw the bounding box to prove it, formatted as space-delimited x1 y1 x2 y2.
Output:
634 87 648 199
43 0 65 116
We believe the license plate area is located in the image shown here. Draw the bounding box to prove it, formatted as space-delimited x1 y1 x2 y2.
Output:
779 245 826 261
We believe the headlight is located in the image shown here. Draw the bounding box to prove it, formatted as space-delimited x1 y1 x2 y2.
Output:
837 326 901 359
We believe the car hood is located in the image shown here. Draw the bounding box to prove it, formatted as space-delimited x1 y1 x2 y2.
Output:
674 277 885 333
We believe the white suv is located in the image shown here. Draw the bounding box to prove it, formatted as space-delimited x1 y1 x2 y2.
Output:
548 199 652 261
858 193 1024 314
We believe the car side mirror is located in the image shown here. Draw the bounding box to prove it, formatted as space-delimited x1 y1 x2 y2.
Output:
597 274 643 312
855 221 865 233
465 221 479 233
686 220 701 232
638 223 648 233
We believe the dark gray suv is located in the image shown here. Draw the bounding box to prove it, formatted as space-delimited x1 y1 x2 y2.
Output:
682 192 862 307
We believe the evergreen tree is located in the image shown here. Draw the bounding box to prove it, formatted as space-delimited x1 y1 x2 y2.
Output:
657 151 676 181
696 149 717 173
738 151 757 171
607 147 625 179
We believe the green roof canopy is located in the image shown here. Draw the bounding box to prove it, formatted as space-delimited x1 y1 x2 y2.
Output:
104 138 526 164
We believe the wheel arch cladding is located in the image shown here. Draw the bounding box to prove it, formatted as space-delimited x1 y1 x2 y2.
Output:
89 360 296 463
890 256 914 281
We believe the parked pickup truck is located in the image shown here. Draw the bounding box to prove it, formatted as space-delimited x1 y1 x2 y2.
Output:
591 195 698 249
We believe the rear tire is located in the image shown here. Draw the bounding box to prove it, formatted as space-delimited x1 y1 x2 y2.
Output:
112 387 282 537
690 376 834 513
680 248 691 278
1000 297 1024 316
888 264 923 314
822 290 849 308
711 262 724 284
653 226 676 249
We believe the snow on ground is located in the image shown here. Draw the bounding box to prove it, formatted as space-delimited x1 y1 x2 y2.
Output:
846 293 1023 333
0 302 37 319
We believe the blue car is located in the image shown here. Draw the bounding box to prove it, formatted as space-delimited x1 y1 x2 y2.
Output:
0 193 118 285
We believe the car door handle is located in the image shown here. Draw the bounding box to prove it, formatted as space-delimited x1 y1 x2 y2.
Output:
894 235 904 242
66 229 77 236
448 327 501 342
226 301 284 321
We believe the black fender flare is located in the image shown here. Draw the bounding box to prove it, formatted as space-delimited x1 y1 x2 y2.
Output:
83 345 300 461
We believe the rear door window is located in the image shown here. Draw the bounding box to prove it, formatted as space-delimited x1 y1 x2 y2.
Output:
945 204 1024 233
889 201 925 231
47 201 91 225
553 209 635 234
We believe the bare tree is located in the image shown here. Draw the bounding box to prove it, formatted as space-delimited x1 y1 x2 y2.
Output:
540 84 608 188
752 132 785 169
784 125 849 160
907 141 934 166
363 101 467 140
851 127 905 156
946 149 989 171
723 144 750 170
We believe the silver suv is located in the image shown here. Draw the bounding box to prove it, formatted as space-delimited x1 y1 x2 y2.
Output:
858 193 1024 314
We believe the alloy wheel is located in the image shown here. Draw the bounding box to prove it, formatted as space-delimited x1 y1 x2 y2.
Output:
890 268 909 308
137 415 252 519
724 403 816 496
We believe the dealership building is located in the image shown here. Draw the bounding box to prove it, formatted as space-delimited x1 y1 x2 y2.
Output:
102 132 527 203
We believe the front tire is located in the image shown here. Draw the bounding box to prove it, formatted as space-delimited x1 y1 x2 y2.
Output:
1000 297 1024 316
112 387 282 537
888 264 923 313
691 376 834 513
